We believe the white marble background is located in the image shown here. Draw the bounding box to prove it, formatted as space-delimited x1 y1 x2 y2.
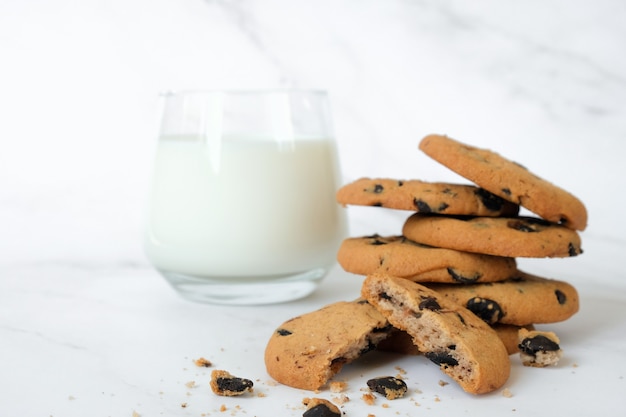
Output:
1 1 626 416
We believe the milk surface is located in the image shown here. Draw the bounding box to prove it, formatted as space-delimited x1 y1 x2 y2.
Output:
144 135 347 277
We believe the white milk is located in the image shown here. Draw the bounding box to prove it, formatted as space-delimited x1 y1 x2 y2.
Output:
144 135 347 278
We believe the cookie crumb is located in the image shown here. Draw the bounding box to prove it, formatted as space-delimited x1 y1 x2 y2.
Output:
332 394 350 405
185 381 196 388
438 380 449 387
362 392 376 405
366 376 408 400
132 411 140 417
329 381 347 393
181 403 187 408
518 329 563 367
302 397 341 417
194 357 212 367
502 388 513 398
394 366 407 375
219 404 227 412
210 370 254 396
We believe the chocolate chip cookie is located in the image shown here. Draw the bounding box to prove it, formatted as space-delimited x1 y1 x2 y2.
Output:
337 235 516 283
362 274 510 394
425 271 579 325
402 214 583 258
264 300 392 391
419 135 588 230
336 177 519 216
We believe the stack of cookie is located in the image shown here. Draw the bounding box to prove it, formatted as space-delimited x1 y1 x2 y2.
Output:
265 135 586 396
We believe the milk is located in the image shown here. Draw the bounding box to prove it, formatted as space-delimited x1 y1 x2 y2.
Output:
144 134 347 278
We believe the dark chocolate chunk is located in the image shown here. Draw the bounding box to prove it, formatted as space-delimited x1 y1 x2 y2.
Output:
372 184 384 193
507 219 539 232
212 373 253 396
475 188 506 211
414 199 432 213
519 335 561 356
501 188 512 196
555 290 567 304
466 297 503 324
568 242 581 256
359 339 377 355
419 296 441 311
380 292 393 300
447 267 481 283
303 403 341 417
425 351 459 367
366 376 408 400
276 329 292 336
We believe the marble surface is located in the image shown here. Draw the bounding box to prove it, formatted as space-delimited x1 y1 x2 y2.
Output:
2 0 626 415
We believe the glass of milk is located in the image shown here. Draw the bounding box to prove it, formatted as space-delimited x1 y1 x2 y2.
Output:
144 90 347 305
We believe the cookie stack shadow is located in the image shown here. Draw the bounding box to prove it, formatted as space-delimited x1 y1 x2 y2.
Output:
264 134 587 396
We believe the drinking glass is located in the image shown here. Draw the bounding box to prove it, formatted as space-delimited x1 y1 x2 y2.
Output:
144 90 347 305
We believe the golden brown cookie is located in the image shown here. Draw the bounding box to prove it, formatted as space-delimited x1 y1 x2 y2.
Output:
337 235 516 283
336 177 519 216
264 300 391 391
402 214 583 258
425 271 579 325
362 274 510 394
419 135 588 230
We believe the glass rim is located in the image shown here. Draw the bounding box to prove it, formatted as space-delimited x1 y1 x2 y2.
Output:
158 88 329 98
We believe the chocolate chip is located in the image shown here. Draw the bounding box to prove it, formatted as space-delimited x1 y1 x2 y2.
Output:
518 335 561 356
447 267 481 283
414 199 432 213
373 324 393 333
211 372 254 396
380 292 393 300
475 188 506 211
568 242 581 256
370 238 387 246
425 351 459 367
466 297 504 324
507 219 539 232
419 296 441 311
276 329 292 336
359 339 378 355
366 376 408 400
501 188 512 196
303 403 341 417
555 290 567 304
373 184 384 193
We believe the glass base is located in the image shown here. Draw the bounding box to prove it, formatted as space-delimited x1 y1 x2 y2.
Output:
157 267 329 305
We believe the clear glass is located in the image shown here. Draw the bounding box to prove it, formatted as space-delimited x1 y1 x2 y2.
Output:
144 90 347 305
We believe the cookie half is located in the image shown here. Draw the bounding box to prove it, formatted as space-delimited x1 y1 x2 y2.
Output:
362 274 510 394
425 271 579 325
264 300 391 391
337 235 516 283
419 135 588 230
336 177 519 216
402 214 583 258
